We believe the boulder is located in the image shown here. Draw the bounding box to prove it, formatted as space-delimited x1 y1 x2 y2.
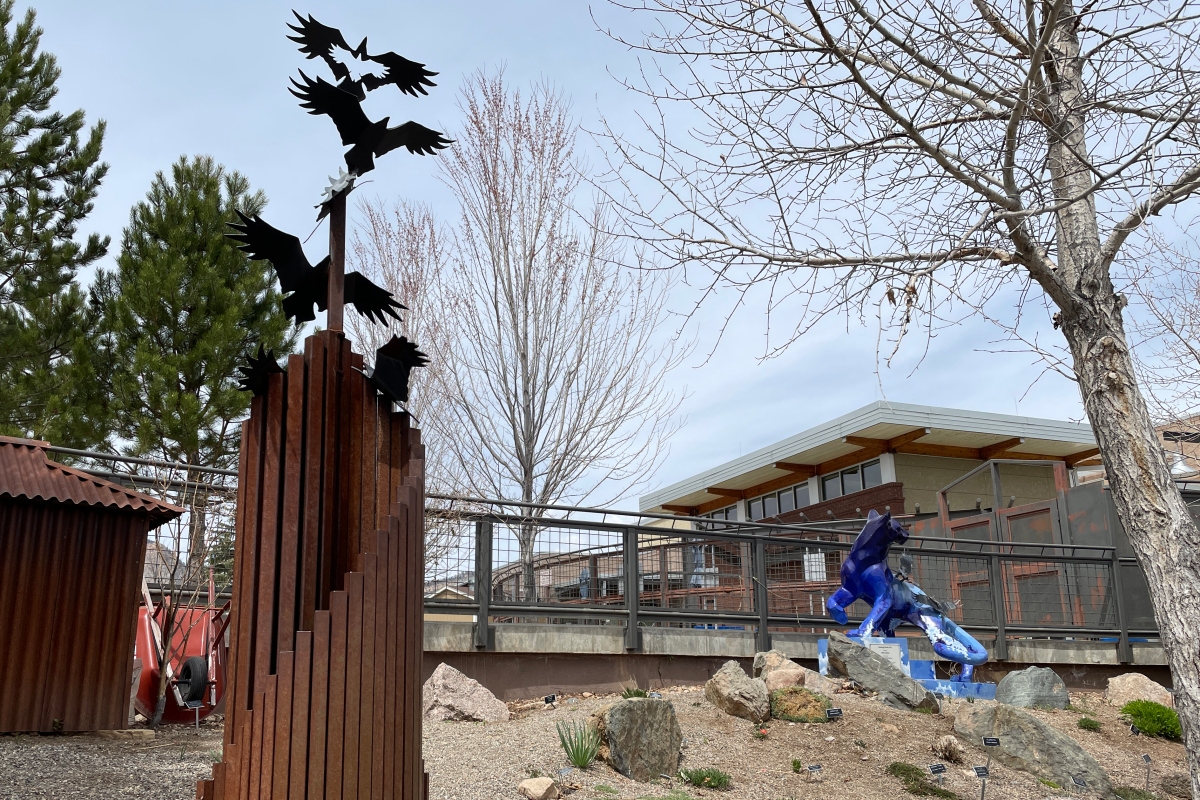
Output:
932 734 966 764
994 666 1069 709
588 698 682 782
752 649 796 678
704 660 770 723
825 631 937 712
954 702 1112 797
800 666 843 697
765 664 805 693
518 777 559 800
1104 673 1173 709
1160 774 1192 798
421 662 510 723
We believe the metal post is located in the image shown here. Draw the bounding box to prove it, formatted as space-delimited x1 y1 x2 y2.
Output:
987 553 1008 661
1110 547 1132 664
326 190 346 332
754 538 770 653
624 527 641 651
473 519 493 650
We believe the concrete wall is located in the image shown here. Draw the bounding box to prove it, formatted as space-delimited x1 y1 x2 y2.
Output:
894 454 1060 514
422 622 1171 699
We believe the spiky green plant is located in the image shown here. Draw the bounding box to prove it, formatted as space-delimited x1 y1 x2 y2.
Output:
556 719 602 769
679 767 732 790
621 687 648 698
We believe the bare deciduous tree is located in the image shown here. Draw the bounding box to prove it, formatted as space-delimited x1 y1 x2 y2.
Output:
599 0 1200 780
438 72 687 599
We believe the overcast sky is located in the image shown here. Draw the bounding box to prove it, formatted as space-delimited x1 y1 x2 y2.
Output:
28 1 1087 506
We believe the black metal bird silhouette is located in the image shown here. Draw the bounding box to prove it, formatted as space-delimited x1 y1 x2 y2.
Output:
226 211 405 325
238 344 285 396
286 11 437 99
290 71 450 176
368 335 429 405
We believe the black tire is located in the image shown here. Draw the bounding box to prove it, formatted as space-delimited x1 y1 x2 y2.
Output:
178 656 208 703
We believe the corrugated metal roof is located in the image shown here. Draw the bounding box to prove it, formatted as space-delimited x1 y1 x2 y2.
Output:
0 436 183 528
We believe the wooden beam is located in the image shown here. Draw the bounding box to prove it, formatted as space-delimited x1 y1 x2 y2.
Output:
1073 457 1103 468
660 504 696 516
894 442 989 460
980 437 1024 460
843 435 885 449
844 427 929 452
741 472 813 502
887 427 931 449
818 445 887 475
705 487 746 499
1066 448 1101 467
696 496 738 515
774 462 817 478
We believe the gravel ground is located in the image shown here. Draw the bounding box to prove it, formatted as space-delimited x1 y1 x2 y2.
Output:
0 690 1190 799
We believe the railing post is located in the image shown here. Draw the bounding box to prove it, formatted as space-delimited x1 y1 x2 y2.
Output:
473 519 493 650
987 552 1008 661
624 526 641 651
1110 548 1132 664
754 537 770 653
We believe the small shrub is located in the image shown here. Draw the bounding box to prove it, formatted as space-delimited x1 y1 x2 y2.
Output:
1065 704 1086 713
526 768 543 779
1114 787 1161 800
1121 700 1182 741
887 762 961 799
792 758 803 773
595 787 618 796
679 767 732 790
854 739 867 748
753 727 769 740
621 687 649 699
1040 779 1061 789
1077 716 1101 732
556 720 601 769
770 687 831 723
915 706 934 714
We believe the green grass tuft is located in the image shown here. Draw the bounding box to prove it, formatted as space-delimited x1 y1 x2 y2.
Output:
679 767 732 790
887 762 961 799
1077 716 1101 732
792 758 803 773
621 687 649 699
1121 700 1182 741
555 719 601 769
1040 779 1061 789
1114 786 1161 800
595 787 618 796
769 687 831 723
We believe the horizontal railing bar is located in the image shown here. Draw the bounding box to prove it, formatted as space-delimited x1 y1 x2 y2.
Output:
47 445 240 476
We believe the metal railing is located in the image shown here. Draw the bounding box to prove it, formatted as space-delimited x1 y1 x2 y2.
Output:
422 497 1153 661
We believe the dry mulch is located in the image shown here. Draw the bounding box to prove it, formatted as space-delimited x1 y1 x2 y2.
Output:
0 691 1189 799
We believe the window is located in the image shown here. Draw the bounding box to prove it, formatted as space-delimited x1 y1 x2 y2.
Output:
863 460 883 488
763 495 778 519
780 489 796 513
749 498 762 520
842 467 862 494
822 473 842 500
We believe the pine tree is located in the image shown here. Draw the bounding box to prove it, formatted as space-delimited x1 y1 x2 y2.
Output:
93 155 297 470
0 0 110 446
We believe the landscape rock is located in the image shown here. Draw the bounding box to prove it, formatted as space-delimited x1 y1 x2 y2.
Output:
704 660 770 723
517 777 559 800
421 662 510 723
932 734 966 764
994 666 1069 709
588 697 683 782
752 649 796 678
954 701 1112 796
1104 672 1173 709
764 664 805 693
800 666 843 697
825 631 937 711
1160 774 1192 798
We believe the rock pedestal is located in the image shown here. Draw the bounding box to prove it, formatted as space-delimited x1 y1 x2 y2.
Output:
421 662 510 723
704 660 770 722
589 697 683 782
752 649 796 678
954 702 1112 796
994 666 1068 709
826 632 937 711
1104 673 1173 709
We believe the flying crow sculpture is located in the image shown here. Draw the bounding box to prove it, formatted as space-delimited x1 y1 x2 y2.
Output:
287 11 437 98
290 71 450 176
368 335 429 405
237 344 285 396
226 210 405 325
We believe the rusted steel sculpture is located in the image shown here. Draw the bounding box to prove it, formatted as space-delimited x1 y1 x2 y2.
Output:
196 13 437 799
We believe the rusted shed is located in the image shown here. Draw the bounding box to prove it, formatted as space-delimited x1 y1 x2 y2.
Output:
0 435 182 732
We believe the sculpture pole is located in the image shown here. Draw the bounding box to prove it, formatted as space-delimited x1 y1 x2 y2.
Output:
327 190 346 332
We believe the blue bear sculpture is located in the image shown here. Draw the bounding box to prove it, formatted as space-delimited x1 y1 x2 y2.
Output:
826 509 988 682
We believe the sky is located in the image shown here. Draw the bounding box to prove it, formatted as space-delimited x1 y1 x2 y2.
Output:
27 0 1087 507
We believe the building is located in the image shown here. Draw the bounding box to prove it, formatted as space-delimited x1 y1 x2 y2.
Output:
639 401 1101 522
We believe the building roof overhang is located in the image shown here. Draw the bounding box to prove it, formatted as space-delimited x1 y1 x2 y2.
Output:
639 402 1099 515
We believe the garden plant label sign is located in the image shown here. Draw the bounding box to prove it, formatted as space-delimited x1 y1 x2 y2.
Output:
826 708 843 719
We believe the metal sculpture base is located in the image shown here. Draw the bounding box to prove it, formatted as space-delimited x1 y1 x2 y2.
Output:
817 636 998 700
197 330 427 800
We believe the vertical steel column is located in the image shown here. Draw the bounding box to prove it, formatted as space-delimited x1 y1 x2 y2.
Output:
987 552 1008 661
473 520 493 650
754 537 771 653
624 527 641 651
1110 547 1132 664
